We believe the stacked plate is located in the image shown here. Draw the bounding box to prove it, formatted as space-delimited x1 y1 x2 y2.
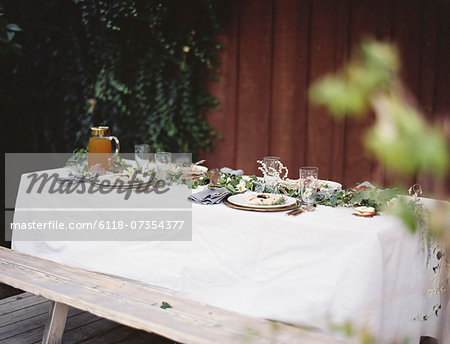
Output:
224 192 299 212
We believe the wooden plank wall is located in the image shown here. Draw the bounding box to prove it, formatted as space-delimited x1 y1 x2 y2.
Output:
204 0 450 194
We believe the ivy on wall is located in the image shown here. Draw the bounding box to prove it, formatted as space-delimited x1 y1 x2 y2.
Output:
3 0 229 157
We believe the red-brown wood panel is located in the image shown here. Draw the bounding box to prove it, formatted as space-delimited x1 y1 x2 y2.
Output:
203 2 240 170
392 0 423 100
418 0 438 121
331 0 350 183
343 0 378 188
433 0 450 133
270 0 302 175
305 0 337 181
291 0 312 177
415 0 439 193
235 0 274 174
372 0 394 186
433 0 450 195
377 0 394 41
202 0 449 195
382 0 423 190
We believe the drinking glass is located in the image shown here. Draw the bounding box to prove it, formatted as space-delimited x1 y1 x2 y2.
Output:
155 152 172 181
263 156 281 187
134 144 150 171
299 167 319 205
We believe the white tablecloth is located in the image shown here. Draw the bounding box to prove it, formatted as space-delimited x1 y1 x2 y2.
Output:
11 171 441 342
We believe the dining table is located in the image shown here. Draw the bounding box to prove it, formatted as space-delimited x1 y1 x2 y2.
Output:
10 166 442 343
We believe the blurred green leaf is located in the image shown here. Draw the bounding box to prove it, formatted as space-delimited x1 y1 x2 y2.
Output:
387 198 420 233
310 40 449 178
6 23 21 31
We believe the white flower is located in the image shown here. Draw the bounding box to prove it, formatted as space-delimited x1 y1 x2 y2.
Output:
237 180 247 192
387 197 398 207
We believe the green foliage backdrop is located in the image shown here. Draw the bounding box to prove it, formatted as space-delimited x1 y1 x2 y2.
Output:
2 0 228 156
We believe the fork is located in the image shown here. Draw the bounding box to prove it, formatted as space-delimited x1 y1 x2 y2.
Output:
286 204 315 216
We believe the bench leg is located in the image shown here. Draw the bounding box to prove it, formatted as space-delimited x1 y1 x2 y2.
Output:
42 301 69 344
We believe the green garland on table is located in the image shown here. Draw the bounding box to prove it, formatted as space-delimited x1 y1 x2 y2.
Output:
315 185 398 211
189 173 261 193
65 150 197 189
192 173 399 212
200 173 399 211
67 154 400 212
66 148 132 177
216 174 260 193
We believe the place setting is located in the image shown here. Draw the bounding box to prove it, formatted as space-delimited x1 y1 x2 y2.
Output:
188 155 345 215
221 156 304 213
185 154 407 220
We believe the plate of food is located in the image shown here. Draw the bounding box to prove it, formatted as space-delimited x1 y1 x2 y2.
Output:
227 192 297 209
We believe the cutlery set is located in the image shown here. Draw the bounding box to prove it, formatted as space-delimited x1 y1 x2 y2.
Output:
286 204 315 216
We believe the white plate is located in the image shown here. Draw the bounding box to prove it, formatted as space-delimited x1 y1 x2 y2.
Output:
193 165 208 173
318 180 342 190
227 192 297 209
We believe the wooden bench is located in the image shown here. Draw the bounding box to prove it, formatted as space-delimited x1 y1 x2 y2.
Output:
0 247 346 344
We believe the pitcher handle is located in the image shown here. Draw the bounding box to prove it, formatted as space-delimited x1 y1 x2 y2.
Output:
109 136 120 157
281 165 288 180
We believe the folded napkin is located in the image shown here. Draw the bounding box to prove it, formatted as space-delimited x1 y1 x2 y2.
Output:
354 181 376 190
188 187 230 205
220 167 244 176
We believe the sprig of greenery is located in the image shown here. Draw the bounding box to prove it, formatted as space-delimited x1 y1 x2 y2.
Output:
270 197 286 206
316 186 398 211
187 175 210 189
66 148 89 167
66 148 132 177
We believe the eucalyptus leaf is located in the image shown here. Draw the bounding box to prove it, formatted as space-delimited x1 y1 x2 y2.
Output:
6 23 21 32
160 301 172 309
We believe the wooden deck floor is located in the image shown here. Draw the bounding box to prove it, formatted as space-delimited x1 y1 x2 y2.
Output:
0 292 176 344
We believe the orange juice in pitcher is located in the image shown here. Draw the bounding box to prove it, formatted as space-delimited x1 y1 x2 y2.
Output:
88 126 120 171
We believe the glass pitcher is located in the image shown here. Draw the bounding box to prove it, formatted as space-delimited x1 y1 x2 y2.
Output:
88 126 120 171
